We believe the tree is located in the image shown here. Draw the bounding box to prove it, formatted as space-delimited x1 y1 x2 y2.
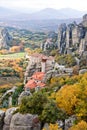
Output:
0 49 8 54
69 120 87 130
19 92 48 115
43 123 62 130
55 54 76 67
10 46 21 53
40 100 66 124
55 76 87 121
18 91 67 125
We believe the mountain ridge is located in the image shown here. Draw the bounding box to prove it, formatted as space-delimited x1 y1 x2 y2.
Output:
0 7 86 20
27 8 86 20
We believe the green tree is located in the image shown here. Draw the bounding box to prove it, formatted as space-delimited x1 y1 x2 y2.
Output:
55 54 76 67
19 92 48 115
18 91 67 125
40 100 67 123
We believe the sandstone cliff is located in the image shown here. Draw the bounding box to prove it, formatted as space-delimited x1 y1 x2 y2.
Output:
0 108 40 130
0 27 12 49
41 31 58 51
57 14 87 54
0 108 76 130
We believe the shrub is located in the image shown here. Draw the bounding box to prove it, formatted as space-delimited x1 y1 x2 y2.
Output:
18 91 67 124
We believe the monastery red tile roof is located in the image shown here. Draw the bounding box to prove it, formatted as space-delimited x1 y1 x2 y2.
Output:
29 53 54 61
32 72 45 81
30 53 44 58
25 79 37 89
25 72 46 89
25 79 45 89
37 82 45 87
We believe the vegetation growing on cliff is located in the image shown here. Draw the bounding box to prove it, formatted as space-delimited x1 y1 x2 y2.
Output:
19 91 67 124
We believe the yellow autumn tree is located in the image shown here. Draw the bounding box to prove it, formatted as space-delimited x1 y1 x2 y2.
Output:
69 120 87 130
55 77 87 120
43 123 62 130
10 46 21 53
56 84 80 115
49 123 62 130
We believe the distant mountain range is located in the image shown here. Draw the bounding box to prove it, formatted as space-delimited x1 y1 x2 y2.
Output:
24 8 86 20
0 7 86 31
0 7 18 18
0 7 86 20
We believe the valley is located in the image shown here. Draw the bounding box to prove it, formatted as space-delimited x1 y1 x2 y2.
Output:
0 8 87 130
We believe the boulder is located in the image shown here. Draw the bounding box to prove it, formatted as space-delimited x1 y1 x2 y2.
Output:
79 69 87 74
43 123 49 130
0 110 5 130
65 115 76 130
10 113 41 130
3 107 17 130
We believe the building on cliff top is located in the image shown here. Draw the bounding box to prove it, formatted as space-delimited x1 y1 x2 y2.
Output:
25 53 55 74
24 53 55 91
25 72 45 91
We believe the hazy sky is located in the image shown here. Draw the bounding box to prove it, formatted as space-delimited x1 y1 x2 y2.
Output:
0 0 87 11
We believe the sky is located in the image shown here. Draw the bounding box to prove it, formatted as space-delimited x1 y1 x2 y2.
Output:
0 0 87 11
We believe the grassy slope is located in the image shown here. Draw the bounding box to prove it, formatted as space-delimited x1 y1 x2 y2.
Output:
0 52 25 88
0 77 21 88
0 52 25 59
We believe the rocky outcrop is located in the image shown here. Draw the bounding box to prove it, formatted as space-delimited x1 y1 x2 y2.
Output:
43 115 76 130
0 27 12 49
0 108 41 130
57 14 87 54
3 107 17 130
58 23 67 53
10 113 40 130
79 69 87 74
0 108 78 130
18 91 32 105
82 14 87 27
41 31 58 51
65 115 77 130
0 110 5 130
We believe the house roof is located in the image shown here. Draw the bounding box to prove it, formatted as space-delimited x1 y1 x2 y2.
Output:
29 53 44 58
32 72 45 81
29 53 54 61
37 82 46 87
25 79 37 89
25 79 46 89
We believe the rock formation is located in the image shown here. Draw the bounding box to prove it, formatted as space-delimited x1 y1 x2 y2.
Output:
57 14 87 55
0 27 12 49
65 115 77 130
10 113 40 130
58 23 67 53
0 110 5 130
0 108 41 130
79 69 87 74
82 14 87 27
3 108 17 130
18 90 32 105
41 31 58 51
0 108 77 130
